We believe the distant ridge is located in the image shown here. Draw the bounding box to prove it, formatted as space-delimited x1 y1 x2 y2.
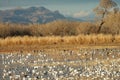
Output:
66 16 84 22
0 7 65 24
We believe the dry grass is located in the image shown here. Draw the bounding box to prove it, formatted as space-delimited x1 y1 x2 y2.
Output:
0 12 120 51
0 21 80 37
0 34 120 47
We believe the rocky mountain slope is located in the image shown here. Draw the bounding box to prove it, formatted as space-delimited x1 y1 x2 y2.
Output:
0 7 65 24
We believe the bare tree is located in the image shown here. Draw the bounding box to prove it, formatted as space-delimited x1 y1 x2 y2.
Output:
94 0 119 33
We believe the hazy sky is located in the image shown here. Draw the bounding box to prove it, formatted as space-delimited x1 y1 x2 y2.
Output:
0 0 120 18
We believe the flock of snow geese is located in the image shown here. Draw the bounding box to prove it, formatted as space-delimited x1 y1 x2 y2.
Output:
0 48 120 80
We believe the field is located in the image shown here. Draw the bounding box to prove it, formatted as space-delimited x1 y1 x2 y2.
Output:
0 14 120 79
0 11 120 80
0 47 120 80
0 34 120 52
0 35 120 80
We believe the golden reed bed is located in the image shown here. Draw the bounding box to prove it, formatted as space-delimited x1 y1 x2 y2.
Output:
0 34 120 47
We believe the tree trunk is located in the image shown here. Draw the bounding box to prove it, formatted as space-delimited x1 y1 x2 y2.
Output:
97 11 106 33
97 20 104 33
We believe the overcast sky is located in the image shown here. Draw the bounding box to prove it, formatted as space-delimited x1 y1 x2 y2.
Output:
0 0 120 18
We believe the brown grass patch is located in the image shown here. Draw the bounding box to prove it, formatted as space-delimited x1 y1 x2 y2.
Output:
0 34 120 47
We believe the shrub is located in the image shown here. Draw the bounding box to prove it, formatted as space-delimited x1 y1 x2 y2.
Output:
76 22 97 35
0 23 11 38
101 12 120 34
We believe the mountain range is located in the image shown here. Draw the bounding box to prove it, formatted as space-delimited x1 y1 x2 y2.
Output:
0 7 67 24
